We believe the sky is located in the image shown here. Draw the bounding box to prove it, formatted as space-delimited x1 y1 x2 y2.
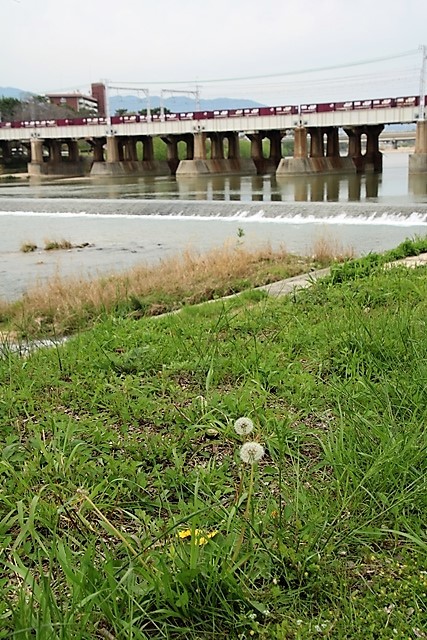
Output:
3 0 427 106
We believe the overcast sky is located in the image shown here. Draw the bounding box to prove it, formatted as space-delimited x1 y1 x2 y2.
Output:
3 0 427 105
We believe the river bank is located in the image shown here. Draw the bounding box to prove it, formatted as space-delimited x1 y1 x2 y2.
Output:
1 151 427 302
1 200 427 302
1 246 426 639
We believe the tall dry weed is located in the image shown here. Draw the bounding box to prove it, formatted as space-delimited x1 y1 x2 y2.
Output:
310 233 354 265
1 243 315 337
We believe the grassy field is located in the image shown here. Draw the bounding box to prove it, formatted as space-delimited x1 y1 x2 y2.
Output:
0 239 426 639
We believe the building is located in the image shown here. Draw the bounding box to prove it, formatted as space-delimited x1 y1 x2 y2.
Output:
46 83 106 115
90 83 107 117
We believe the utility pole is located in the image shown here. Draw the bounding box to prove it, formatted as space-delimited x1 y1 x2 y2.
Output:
419 44 426 121
103 79 114 136
159 88 201 117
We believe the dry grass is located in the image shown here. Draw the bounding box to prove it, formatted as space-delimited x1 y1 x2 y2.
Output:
20 241 38 253
310 233 355 264
0 238 350 338
44 238 73 251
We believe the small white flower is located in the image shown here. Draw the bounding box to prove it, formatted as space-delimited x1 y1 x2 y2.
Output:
239 441 265 464
234 417 254 436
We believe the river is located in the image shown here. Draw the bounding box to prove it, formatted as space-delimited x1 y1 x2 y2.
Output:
1 151 427 301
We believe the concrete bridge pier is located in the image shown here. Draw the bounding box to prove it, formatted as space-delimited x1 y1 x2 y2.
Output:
161 134 195 173
345 125 383 172
27 138 44 176
91 134 170 176
276 126 355 176
176 130 256 176
162 135 180 173
89 138 105 163
246 131 281 174
409 121 427 174
123 138 138 161
226 132 240 160
364 125 384 172
264 130 283 173
28 137 85 176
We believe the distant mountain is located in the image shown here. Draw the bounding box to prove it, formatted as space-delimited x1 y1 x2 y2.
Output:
0 86 33 100
0 86 265 114
109 94 265 114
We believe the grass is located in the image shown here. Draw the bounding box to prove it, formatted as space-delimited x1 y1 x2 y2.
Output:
20 242 38 253
0 238 426 638
0 239 347 340
43 239 73 251
19 239 93 254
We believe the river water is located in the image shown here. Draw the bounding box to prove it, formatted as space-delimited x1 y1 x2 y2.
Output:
1 151 427 301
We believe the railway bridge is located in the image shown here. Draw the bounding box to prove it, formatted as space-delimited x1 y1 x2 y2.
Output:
0 95 426 178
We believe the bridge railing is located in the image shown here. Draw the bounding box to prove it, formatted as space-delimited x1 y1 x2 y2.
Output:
0 95 424 131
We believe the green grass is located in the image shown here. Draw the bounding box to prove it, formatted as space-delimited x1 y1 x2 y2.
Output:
0 247 426 638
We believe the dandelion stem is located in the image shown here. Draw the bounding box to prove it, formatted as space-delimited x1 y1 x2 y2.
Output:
77 490 140 560
231 463 256 563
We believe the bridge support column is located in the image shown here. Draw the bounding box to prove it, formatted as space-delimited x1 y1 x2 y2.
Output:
345 125 383 172
364 125 383 172
248 133 263 162
49 140 62 163
345 127 363 171
106 136 120 163
28 137 85 177
28 138 45 176
193 132 207 160
325 127 340 158
162 135 180 173
30 138 44 164
264 130 283 172
226 133 240 160
92 139 105 162
176 129 255 176
91 133 171 176
210 133 224 160
268 130 282 163
141 137 153 162
309 128 324 158
122 138 137 161
277 126 355 176
294 127 308 158
69 140 81 163
409 120 427 174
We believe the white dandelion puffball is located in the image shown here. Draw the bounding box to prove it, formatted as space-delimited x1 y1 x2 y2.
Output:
234 417 254 436
239 441 265 464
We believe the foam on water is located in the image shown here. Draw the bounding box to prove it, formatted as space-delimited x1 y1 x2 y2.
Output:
1 198 427 226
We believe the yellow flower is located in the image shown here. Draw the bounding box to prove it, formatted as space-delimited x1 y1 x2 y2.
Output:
177 528 218 545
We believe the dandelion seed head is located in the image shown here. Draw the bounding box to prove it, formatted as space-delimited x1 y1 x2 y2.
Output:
234 417 254 436
239 441 265 464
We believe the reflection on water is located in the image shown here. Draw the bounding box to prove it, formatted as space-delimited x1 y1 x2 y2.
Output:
0 152 426 204
276 173 382 202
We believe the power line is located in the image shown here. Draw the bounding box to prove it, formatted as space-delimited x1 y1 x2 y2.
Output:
111 48 419 86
